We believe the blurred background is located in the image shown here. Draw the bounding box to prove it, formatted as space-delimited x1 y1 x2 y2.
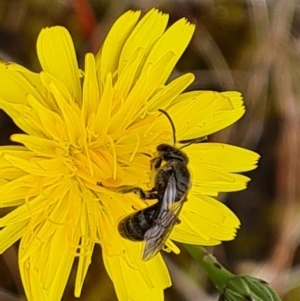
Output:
0 0 300 300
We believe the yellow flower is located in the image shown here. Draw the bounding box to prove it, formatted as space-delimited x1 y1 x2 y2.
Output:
0 8 259 301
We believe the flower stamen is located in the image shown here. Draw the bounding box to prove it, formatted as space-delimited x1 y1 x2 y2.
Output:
128 133 140 162
108 136 117 180
83 142 94 177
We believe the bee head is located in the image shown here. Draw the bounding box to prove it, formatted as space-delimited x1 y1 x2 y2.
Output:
156 144 189 164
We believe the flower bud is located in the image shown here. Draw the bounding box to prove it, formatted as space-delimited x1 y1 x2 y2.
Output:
218 275 281 301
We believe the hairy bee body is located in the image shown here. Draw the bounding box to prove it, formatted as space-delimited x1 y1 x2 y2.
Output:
153 155 191 202
118 153 191 244
118 202 160 241
114 143 192 260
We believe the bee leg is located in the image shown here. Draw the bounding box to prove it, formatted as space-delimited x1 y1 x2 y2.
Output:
150 156 163 170
98 183 159 200
97 182 138 194
133 187 158 200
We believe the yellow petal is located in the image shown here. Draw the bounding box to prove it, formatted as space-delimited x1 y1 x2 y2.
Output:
40 72 85 145
113 47 145 104
110 16 194 132
0 174 57 208
118 9 168 75
171 194 240 244
168 91 245 140
37 26 81 105
103 250 170 301
0 93 46 137
0 62 46 105
0 220 28 253
109 52 175 132
143 17 195 85
25 93 68 141
188 143 260 172
147 73 195 113
94 72 113 137
19 224 79 301
75 238 95 297
3 153 67 177
95 10 141 88
0 67 75 137
82 53 99 124
0 147 28 184
191 165 251 195
11 134 61 157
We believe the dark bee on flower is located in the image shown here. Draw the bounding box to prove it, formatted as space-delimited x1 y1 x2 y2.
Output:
98 109 206 260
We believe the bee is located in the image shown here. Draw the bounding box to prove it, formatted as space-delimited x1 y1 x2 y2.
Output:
98 109 206 260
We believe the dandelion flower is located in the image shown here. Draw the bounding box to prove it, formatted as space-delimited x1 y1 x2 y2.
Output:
0 8 259 301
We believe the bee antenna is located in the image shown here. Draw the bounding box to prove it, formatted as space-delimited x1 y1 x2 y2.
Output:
179 140 194 150
179 136 208 150
158 109 176 146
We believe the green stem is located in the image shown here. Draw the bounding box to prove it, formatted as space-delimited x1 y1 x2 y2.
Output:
184 245 234 292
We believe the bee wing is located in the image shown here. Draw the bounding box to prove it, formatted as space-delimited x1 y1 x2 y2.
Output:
142 174 185 261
